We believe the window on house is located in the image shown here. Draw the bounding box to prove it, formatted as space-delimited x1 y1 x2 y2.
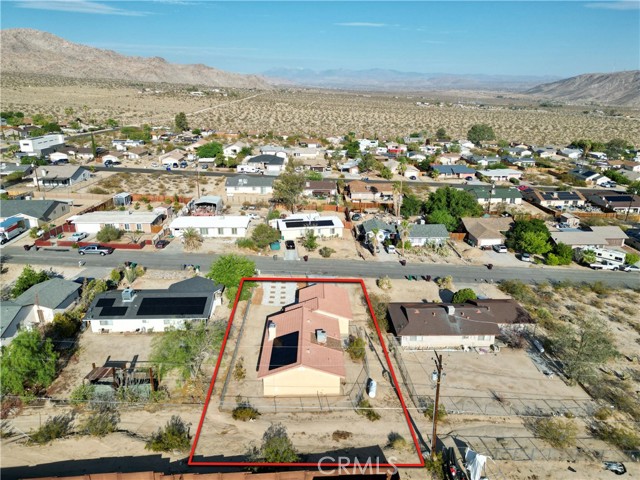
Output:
199 228 208 235
136 224 142 231
99 320 113 326
231 228 238 235
478 335 490 341
330 228 335 235
123 224 130 231
218 228 224 235
163 319 173 325
462 335 470 339
409 336 417 341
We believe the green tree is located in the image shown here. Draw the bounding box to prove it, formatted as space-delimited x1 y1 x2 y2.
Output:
21 156 47 166
196 141 223 159
549 242 573 265
423 187 482 231
146 415 191 452
551 316 617 385
207 254 256 301
105 118 118 128
428 209 457 232
305 170 323 181
505 219 552 255
435 127 450 141
576 249 596 265
96 225 122 243
627 180 640 196
467 123 496 144
379 166 393 180
251 224 281 249
181 227 203 251
0 330 58 395
604 138 629 159
174 112 189 132
400 194 423 216
359 153 376 172
625 252 639 266
302 229 318 251
399 220 411 256
11 265 49 297
273 170 305 213
345 140 360 159
346 337 366 361
452 288 477 303
150 321 225 380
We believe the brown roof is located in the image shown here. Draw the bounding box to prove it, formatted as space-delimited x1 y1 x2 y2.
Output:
347 180 369 193
257 305 346 380
304 180 336 191
295 283 353 321
462 217 514 241
388 299 532 337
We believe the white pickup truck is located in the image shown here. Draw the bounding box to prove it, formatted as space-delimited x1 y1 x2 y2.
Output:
590 261 620 271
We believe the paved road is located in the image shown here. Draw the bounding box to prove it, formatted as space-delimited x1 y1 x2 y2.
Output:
2 246 637 288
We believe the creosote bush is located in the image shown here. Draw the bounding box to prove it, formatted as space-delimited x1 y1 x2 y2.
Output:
232 404 260 422
29 414 74 444
356 399 381 421
346 336 366 361
145 415 191 452
529 417 578 448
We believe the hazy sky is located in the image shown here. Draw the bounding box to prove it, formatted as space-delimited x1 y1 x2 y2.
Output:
2 0 639 77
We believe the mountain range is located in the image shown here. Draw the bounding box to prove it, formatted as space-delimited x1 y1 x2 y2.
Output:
1 28 639 107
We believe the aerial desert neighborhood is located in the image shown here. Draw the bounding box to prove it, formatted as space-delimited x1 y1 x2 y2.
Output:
0 2 639 480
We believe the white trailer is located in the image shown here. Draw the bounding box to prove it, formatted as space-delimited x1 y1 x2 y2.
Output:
0 216 27 244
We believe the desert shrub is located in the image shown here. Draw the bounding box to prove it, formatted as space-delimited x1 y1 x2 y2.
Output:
236 238 258 250
387 432 408 450
436 275 453 290
499 279 536 304
332 430 352 441
96 225 122 242
267 209 281 221
88 187 109 194
232 404 260 422
500 328 527 349
81 405 120 437
591 422 640 451
145 415 191 452
452 288 477 303
233 357 246 381
1 396 23 420
30 414 74 444
70 384 96 406
594 406 613 421
424 400 447 421
376 276 392 290
590 281 610 295
367 293 390 332
319 246 335 258
424 452 445 480
529 417 577 448
346 336 366 361
109 268 122 284
356 399 381 421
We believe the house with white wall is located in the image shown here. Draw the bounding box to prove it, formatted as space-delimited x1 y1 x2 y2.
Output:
169 215 250 238
270 213 344 241
19 134 65 156
85 277 223 333
71 211 163 234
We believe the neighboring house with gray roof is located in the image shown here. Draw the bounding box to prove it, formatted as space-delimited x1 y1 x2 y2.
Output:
407 224 449 247
431 165 476 178
0 199 71 228
225 175 274 196
1 278 81 346
33 165 90 187
0 162 32 178
246 154 287 174
462 186 523 207
388 299 533 349
358 218 395 237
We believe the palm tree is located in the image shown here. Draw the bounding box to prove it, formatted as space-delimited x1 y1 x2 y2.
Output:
370 228 380 256
399 220 411 257
182 227 203 252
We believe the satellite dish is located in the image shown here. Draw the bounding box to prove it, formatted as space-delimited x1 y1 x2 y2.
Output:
376 231 386 242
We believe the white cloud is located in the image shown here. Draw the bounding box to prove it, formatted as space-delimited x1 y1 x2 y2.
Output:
585 1 640 10
334 22 388 28
16 0 150 16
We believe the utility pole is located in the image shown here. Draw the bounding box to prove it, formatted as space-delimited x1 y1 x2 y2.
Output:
431 352 444 460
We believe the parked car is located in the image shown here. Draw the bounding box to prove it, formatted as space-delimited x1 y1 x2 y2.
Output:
621 264 640 272
493 244 508 253
386 244 396 254
78 244 114 256
285 240 295 250
465 176 474 181
247 213 260 220
150 163 159 168
351 213 362 221
154 239 169 249
520 252 531 262
70 232 88 242
409 175 417 180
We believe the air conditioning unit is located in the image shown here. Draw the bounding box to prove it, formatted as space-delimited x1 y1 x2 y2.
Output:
122 288 136 303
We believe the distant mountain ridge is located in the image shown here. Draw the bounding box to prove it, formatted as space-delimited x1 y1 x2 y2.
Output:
263 67 561 92
0 28 271 89
525 71 640 107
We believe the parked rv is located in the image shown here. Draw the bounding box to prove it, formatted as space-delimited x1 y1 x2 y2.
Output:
0 216 27 244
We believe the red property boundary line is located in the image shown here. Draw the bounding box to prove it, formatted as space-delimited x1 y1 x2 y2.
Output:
188 277 425 468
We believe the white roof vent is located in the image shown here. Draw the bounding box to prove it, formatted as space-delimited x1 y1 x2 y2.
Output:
315 329 327 344
122 288 136 303
446 305 455 315
267 321 276 341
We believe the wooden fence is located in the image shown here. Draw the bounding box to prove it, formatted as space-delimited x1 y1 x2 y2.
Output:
130 193 193 204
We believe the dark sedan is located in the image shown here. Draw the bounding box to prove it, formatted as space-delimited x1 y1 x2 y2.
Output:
155 239 170 249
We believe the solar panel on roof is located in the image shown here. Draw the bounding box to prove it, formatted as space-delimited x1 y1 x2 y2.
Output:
100 306 128 317
284 220 334 228
96 298 115 307
137 297 207 316
269 331 299 370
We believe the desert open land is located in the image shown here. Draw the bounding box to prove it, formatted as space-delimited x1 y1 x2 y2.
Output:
2 73 639 145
